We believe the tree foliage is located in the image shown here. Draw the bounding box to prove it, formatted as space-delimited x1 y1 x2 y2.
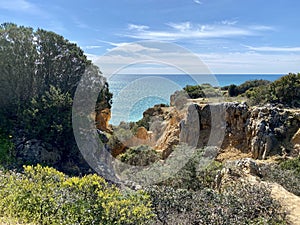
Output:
0 23 113 171
183 83 220 99
246 73 300 107
225 79 271 97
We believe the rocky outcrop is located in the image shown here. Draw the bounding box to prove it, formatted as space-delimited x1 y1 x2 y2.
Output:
150 108 183 159
176 102 300 160
95 108 112 133
129 100 299 160
214 158 262 191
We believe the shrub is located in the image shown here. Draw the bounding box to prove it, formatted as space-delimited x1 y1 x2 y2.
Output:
261 161 300 196
117 145 160 166
227 79 271 97
146 182 286 224
0 132 15 166
183 84 220 99
246 73 300 107
159 146 222 190
280 156 300 175
0 165 154 224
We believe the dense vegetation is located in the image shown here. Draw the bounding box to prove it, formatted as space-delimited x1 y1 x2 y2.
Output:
0 23 112 174
222 79 271 97
262 157 300 196
146 182 286 225
246 73 300 107
0 165 154 224
183 83 220 99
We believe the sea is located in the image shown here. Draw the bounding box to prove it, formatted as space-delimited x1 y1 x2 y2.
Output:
107 74 284 125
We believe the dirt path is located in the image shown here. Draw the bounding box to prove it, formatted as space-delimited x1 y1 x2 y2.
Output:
269 182 300 225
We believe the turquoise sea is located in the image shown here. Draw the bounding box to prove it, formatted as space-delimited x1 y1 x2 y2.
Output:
108 74 283 125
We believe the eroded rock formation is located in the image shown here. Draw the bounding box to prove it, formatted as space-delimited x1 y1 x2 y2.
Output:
147 102 300 160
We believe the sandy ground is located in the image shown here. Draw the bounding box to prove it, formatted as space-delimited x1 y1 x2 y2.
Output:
269 182 300 225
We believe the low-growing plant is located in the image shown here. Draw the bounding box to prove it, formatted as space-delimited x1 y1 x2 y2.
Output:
0 132 15 166
261 160 300 196
280 156 300 175
160 146 222 190
0 165 154 224
146 182 287 224
117 145 160 166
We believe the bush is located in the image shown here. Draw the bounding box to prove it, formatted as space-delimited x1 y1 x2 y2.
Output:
226 79 271 97
0 165 154 224
261 161 300 196
246 73 300 107
280 156 300 175
0 132 15 166
117 145 160 166
183 84 220 99
146 182 286 224
159 146 222 190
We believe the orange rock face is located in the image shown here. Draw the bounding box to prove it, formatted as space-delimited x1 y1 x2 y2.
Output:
95 108 112 133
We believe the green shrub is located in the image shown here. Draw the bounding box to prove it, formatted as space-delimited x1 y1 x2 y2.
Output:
0 132 15 166
280 156 300 175
261 162 300 196
0 165 154 224
159 146 222 190
226 79 271 97
183 84 220 99
146 182 286 224
117 145 160 166
246 73 300 107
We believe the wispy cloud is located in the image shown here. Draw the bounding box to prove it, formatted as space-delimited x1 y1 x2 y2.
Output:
167 22 191 32
0 0 43 15
193 0 203 5
128 24 149 31
84 45 102 50
124 22 273 41
98 40 131 47
245 45 300 52
221 20 238 26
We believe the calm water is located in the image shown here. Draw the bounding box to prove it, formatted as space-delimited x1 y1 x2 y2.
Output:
107 74 283 125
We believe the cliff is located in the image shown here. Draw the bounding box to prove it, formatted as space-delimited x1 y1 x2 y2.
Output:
143 102 300 160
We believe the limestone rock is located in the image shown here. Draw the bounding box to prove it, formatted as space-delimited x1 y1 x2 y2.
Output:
95 108 112 133
136 127 149 140
214 158 262 191
291 128 300 145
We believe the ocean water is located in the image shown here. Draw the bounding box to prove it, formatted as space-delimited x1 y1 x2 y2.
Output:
107 74 283 125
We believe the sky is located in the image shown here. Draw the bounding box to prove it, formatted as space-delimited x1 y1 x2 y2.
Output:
1 0 300 74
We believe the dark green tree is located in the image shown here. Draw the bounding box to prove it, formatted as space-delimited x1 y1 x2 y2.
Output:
0 23 113 172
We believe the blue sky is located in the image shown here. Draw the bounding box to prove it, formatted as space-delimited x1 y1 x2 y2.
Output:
1 0 300 74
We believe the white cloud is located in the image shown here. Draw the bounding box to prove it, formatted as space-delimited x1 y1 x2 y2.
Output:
221 20 238 26
0 0 42 14
167 22 191 32
84 45 102 50
198 52 300 74
249 25 274 31
193 0 203 4
245 45 300 52
123 22 274 41
97 40 131 47
128 24 149 31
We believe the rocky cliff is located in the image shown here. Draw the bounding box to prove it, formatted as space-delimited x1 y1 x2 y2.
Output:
145 102 300 160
